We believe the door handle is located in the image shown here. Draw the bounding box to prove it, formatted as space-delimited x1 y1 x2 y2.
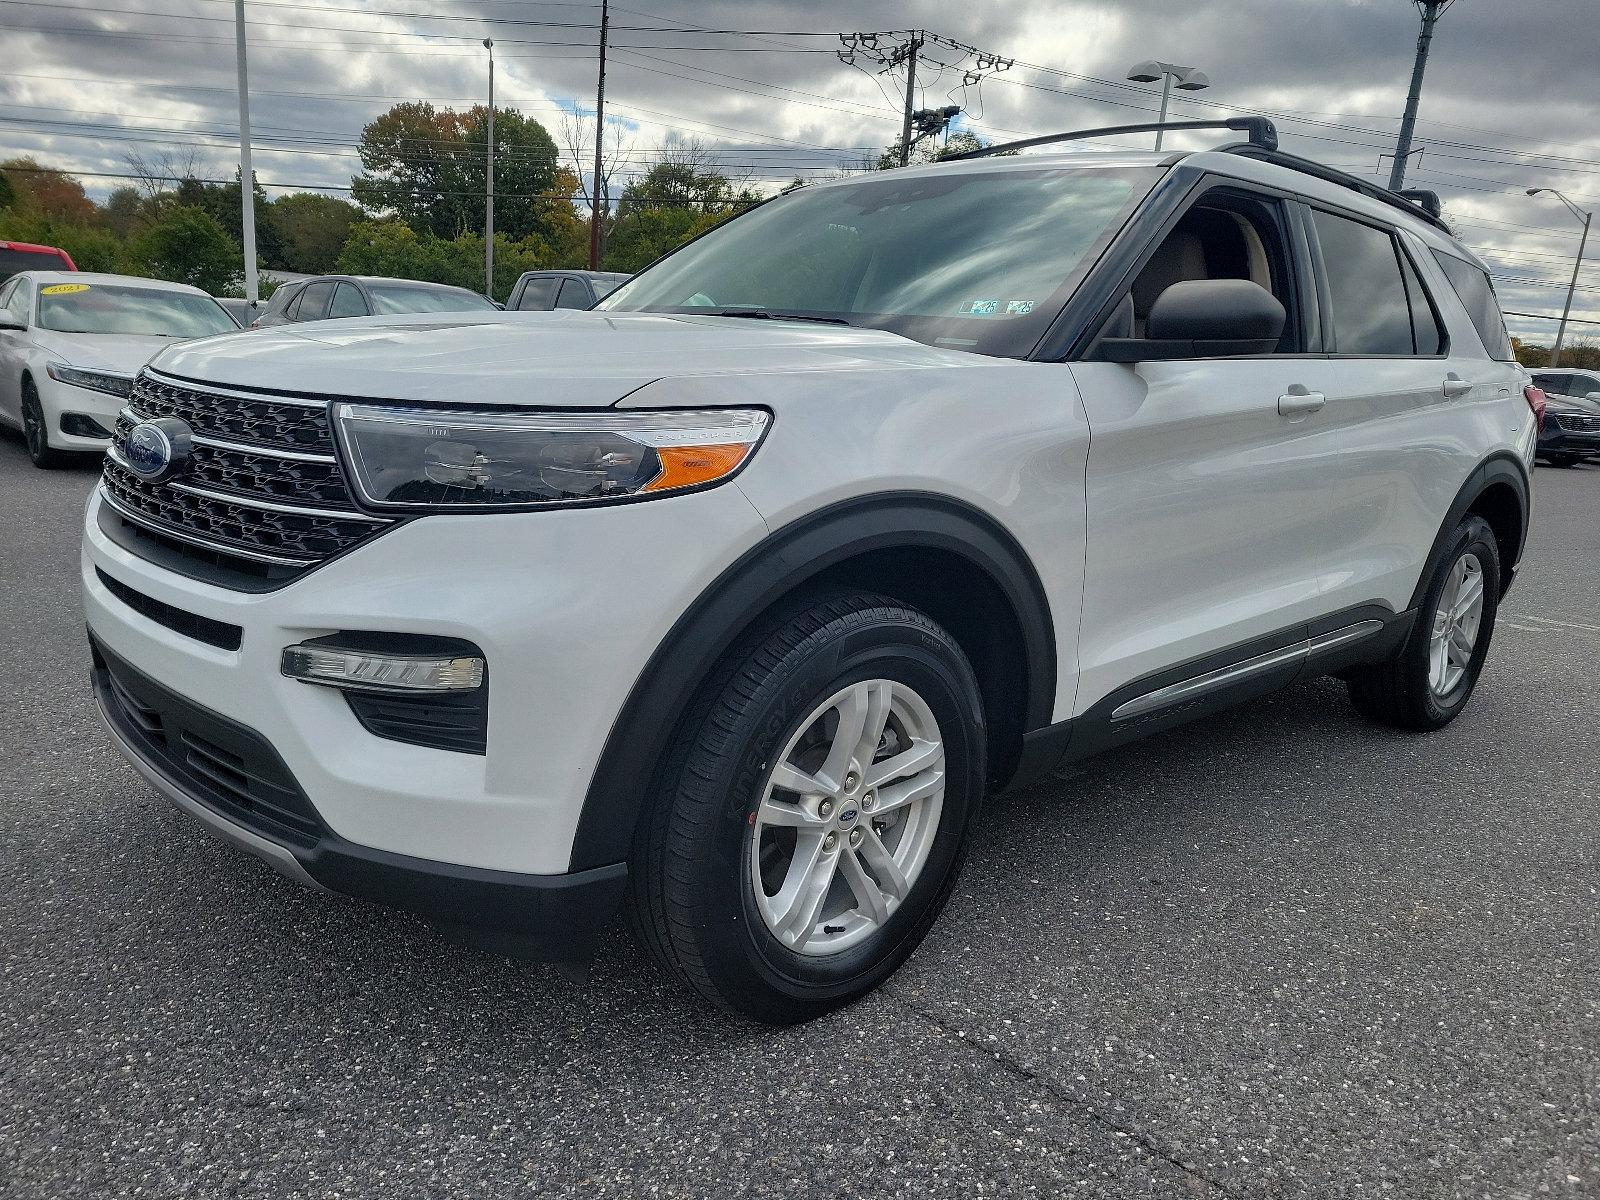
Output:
1278 385 1326 416
1442 374 1473 398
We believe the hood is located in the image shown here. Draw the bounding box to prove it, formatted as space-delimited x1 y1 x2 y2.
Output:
32 328 182 375
146 310 976 407
1545 394 1600 415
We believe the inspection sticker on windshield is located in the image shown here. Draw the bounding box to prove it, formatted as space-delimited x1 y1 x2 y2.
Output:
41 283 89 295
1005 300 1035 315
959 298 999 315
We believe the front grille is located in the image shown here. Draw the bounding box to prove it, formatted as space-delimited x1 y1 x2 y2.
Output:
1553 412 1600 432
94 638 323 848
96 567 244 651
102 371 392 582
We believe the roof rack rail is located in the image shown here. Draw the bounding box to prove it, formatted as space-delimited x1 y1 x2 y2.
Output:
940 116 1278 161
1219 144 1452 232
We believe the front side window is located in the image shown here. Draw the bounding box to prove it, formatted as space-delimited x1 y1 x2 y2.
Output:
36 284 235 337
366 285 496 315
1431 251 1514 361
3 279 28 324
600 165 1164 358
1310 209 1415 355
329 282 367 319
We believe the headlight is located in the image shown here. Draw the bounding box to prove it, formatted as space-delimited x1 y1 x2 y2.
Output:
333 405 770 512
46 363 135 398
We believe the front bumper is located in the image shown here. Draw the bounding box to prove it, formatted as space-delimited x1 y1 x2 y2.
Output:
83 480 770 883
92 637 627 958
1538 427 1600 457
40 377 121 451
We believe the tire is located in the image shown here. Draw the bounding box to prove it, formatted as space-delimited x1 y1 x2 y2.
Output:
21 381 66 469
1346 515 1500 731
631 590 986 1024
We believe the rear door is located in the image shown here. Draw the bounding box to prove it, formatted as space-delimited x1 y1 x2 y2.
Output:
295 280 335 323
554 278 591 309
1297 206 1523 618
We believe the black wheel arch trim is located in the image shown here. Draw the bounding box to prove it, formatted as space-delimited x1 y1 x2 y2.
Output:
568 490 1058 872
1409 451 1529 610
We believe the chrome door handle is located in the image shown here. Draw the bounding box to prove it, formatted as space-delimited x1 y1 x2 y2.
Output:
1278 385 1326 416
1442 374 1473 398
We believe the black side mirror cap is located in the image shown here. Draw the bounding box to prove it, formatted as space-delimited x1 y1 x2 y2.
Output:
1101 278 1286 362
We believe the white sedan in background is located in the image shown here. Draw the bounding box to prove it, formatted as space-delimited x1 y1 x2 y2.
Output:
0 271 237 468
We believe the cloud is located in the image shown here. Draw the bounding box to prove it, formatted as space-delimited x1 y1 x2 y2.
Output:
1 0 1594 337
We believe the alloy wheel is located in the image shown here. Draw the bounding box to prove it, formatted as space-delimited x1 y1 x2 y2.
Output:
1429 551 1484 698
749 679 946 956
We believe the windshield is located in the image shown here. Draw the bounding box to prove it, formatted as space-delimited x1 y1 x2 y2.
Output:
37 283 235 337
366 284 497 315
599 165 1162 357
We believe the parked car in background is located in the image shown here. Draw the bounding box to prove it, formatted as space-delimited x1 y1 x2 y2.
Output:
83 119 1535 1024
0 240 75 283
215 297 258 328
0 271 236 467
252 275 498 327
1531 383 1600 466
506 269 630 311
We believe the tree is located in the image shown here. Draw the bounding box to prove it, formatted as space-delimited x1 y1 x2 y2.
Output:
0 156 96 222
873 130 992 170
603 142 759 273
0 209 127 273
0 172 14 211
100 186 145 238
131 205 240 294
559 110 636 263
335 218 559 299
269 193 362 273
352 103 567 244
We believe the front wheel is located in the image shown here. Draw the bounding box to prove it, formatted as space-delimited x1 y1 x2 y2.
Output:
631 591 986 1024
22 382 65 469
1346 515 1500 730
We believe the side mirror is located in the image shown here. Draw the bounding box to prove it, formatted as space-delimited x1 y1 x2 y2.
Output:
0 317 24 332
1586 392 1600 403
1100 279 1286 363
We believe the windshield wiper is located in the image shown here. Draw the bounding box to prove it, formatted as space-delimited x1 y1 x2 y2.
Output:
704 308 852 326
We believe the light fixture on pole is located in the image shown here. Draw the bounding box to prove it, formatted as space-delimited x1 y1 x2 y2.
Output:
1126 61 1210 150
1527 187 1593 369
483 37 495 300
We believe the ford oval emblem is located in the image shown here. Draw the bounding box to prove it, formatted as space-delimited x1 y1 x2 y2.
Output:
838 807 859 826
124 417 193 483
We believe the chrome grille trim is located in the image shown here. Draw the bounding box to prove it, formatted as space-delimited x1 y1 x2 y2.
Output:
190 432 338 464
167 479 389 524
99 486 319 567
144 366 330 407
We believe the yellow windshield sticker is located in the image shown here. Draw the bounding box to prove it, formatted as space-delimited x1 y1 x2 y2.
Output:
40 283 89 295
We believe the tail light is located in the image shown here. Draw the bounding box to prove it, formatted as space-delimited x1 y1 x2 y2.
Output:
1524 384 1546 426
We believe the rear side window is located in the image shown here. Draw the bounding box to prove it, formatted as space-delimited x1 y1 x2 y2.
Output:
1310 209 1419 355
1431 251 1515 361
554 279 589 309
329 282 367 318
0 246 68 281
516 276 559 310
1398 249 1444 356
296 280 335 321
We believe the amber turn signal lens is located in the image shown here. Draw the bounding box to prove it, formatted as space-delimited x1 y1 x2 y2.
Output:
644 442 753 492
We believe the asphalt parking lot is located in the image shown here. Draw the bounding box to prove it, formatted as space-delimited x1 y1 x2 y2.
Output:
2 437 1596 1200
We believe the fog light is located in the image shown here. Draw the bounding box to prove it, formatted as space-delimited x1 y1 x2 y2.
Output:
281 643 484 692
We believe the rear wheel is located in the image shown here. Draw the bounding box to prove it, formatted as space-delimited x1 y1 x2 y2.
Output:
1346 515 1499 730
631 591 985 1024
22 381 65 469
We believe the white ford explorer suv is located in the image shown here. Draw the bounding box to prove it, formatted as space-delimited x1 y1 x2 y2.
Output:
83 119 1538 1023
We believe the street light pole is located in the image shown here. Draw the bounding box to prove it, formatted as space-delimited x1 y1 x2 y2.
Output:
484 38 495 300
1126 61 1211 151
589 0 608 270
233 0 257 305
1528 188 1593 369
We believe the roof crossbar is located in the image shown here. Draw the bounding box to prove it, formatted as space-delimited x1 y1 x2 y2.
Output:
940 116 1279 161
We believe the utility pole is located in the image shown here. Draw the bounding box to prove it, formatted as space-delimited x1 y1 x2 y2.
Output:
897 32 923 167
1527 188 1592 369
484 38 495 299
1388 0 1452 192
589 0 608 270
233 0 257 305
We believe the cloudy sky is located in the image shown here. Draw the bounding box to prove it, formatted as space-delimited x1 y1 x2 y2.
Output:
2 0 1596 342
